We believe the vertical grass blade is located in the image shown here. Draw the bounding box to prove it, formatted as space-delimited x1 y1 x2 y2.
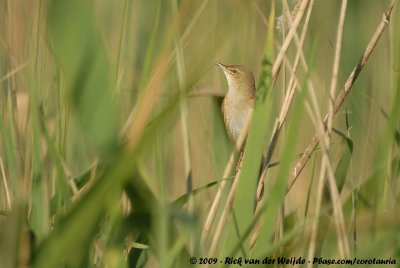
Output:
47 0 120 156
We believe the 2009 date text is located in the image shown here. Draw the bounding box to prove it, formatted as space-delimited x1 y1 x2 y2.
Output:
199 258 218 264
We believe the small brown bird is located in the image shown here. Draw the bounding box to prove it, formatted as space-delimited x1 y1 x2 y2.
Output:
216 63 256 141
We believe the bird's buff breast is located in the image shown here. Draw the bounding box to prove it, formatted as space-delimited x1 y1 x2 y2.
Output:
222 94 253 141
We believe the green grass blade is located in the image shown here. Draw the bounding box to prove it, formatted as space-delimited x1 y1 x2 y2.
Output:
47 0 120 156
224 5 275 256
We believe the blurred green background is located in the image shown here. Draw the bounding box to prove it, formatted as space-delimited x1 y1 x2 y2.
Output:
0 0 399 267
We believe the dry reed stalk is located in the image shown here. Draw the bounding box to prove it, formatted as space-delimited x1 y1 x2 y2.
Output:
251 0 315 247
205 0 311 256
288 3 395 192
306 0 350 264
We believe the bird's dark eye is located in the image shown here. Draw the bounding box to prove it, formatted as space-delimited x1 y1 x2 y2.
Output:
231 69 238 74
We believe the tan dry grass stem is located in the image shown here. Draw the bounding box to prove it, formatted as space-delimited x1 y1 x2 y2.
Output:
251 0 315 247
288 3 395 192
205 0 310 256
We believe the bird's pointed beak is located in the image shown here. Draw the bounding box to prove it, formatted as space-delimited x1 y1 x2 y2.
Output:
215 62 227 71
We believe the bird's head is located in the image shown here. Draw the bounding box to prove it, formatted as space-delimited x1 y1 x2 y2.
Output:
215 63 255 98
